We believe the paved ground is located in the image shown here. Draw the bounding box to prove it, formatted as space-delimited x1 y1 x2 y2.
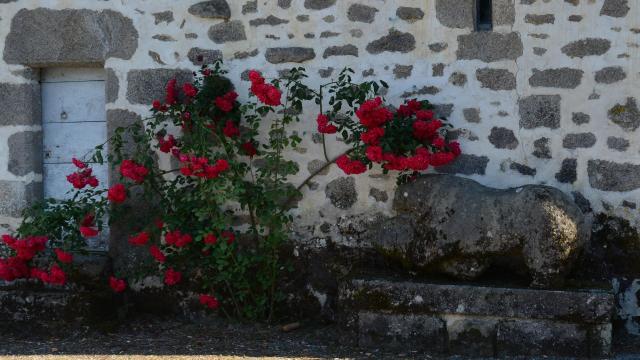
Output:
1 316 639 359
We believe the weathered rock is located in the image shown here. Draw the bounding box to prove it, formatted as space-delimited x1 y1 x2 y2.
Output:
4 8 138 65
0 83 40 126
152 11 174 24
435 0 474 28
572 112 590 125
266 47 316 63
322 45 358 59
126 69 193 105
392 65 413 79
307 159 329 175
588 160 640 191
0 180 42 218
277 0 291 9
519 95 561 129
8 131 42 176
457 32 523 62
105 68 119 103
396 7 424 22
563 133 596 149
595 66 626 84
429 44 447 54
600 0 630 18
525 14 555 25
369 188 388 203
533 137 552 159
106 109 143 166
476 68 516 90
568 15 583 22
325 177 357 209
510 162 536 177
493 0 516 25
370 175 590 287
435 154 489 175
242 1 258 14
365 29 416 54
432 63 445 76
249 15 289 27
529 68 583 89
304 0 336 10
561 38 611 58
208 21 247 43
188 0 231 19
556 158 577 184
187 47 222 65
489 127 519 149
607 136 629 152
448 72 467 87
608 97 640 131
463 108 481 123
347 4 378 23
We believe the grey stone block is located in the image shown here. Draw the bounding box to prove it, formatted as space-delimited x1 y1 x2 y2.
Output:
208 21 247 44
4 8 138 65
519 94 561 129
188 0 231 19
0 83 40 126
347 4 378 23
357 312 446 353
8 131 42 176
325 177 357 209
435 0 474 29
588 160 640 192
488 127 519 149
600 0 630 18
303 0 336 10
608 97 640 131
396 7 424 22
105 68 119 104
529 68 583 89
265 47 316 63
126 69 193 105
476 68 516 90
187 48 223 66
435 154 489 175
0 180 42 218
322 45 358 59
457 32 523 62
365 29 416 54
561 38 611 58
595 66 626 84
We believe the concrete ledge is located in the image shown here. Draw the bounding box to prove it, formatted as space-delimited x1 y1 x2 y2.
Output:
340 278 614 357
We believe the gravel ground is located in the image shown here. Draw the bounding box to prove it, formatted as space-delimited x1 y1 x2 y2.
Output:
1 316 639 359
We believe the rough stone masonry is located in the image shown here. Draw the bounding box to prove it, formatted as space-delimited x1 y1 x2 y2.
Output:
0 0 639 335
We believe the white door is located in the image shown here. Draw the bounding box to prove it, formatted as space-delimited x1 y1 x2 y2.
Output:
41 68 109 250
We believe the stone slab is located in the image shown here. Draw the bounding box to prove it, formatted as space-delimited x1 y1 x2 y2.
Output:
341 278 614 324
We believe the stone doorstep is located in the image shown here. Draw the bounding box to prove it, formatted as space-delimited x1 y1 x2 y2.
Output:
340 278 614 357
0 289 73 322
341 278 614 324
356 311 611 358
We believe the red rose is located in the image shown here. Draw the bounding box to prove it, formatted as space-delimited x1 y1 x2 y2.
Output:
204 233 217 245
54 249 73 264
360 127 384 146
80 226 99 238
356 97 393 128
152 100 162 110
107 183 127 203
46 264 66 286
120 159 149 183
109 276 127 293
164 268 182 286
199 294 220 309
214 91 239 113
317 114 337 134
223 120 240 138
158 135 177 153
221 231 235 245
72 158 87 169
241 142 258 157
166 79 178 105
129 232 150 246
182 83 198 97
336 155 367 175
365 146 384 163
149 245 166 263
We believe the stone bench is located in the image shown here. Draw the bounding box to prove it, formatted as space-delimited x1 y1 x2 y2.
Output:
339 278 614 358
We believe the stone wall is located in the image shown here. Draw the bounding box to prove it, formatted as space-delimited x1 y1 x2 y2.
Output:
0 0 639 332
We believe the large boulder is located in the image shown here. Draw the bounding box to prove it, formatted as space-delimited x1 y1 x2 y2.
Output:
371 175 590 288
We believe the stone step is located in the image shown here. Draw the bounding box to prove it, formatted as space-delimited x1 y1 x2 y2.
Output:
339 278 614 358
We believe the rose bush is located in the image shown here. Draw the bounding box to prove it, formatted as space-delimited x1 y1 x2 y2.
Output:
0 62 460 321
